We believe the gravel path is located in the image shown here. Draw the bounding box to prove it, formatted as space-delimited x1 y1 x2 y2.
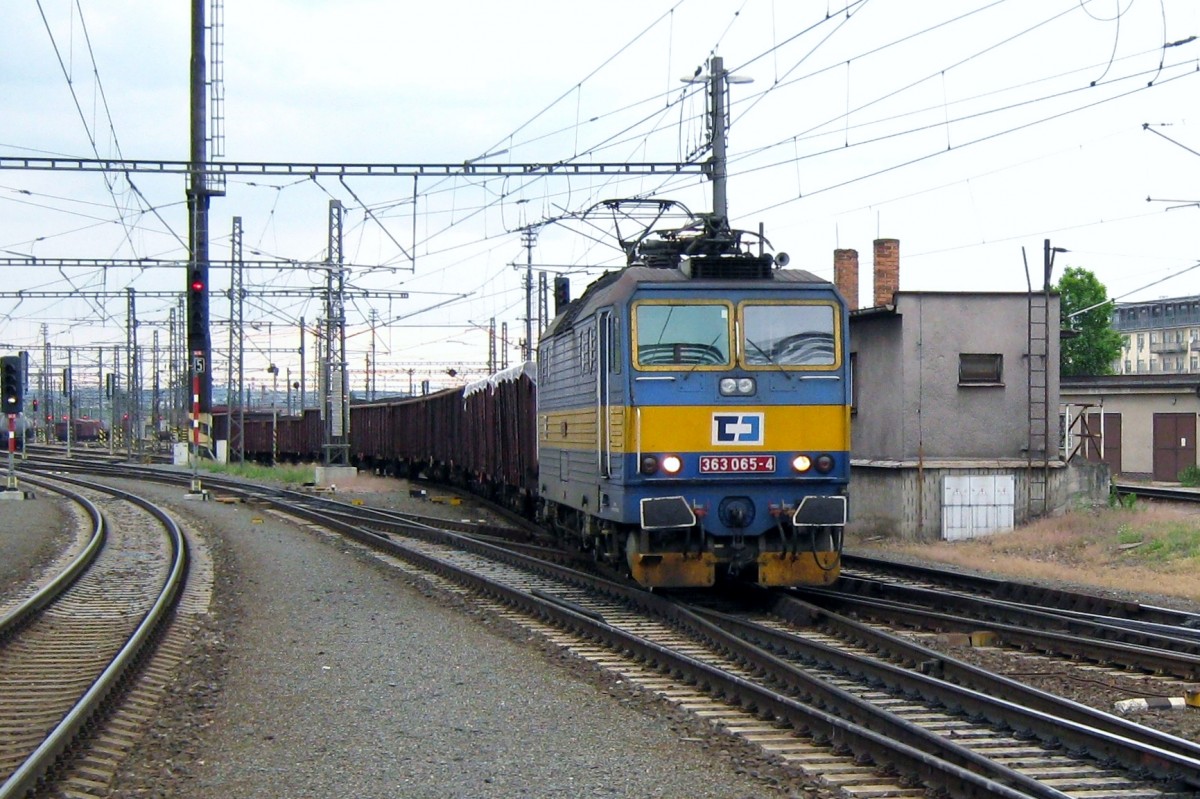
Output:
0 486 74 608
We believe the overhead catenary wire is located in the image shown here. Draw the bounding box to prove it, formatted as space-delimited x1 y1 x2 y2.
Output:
3 1 1196 363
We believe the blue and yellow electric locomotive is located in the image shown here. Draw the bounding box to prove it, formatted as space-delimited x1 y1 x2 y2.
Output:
536 215 850 588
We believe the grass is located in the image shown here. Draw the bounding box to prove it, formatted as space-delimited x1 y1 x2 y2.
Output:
854 501 1200 604
196 460 316 487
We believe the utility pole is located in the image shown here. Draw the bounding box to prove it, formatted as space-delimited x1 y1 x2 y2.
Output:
64 351 73 457
324 200 349 466
521 227 536 362
710 55 729 224
228 216 245 462
152 330 161 446
537 272 548 349
185 0 224 474
96 346 104 443
686 55 749 225
110 346 120 455
488 318 497 374
41 327 50 440
126 288 139 460
369 308 379 400
299 315 306 412
187 0 213 459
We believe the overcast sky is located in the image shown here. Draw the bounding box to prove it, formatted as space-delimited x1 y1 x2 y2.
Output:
2 0 1198 387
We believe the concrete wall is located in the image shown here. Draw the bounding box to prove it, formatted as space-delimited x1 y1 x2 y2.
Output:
849 459 1109 541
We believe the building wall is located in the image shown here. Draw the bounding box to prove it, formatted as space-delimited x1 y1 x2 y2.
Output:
848 313 905 457
850 292 1060 461
1111 295 1200 375
839 246 1106 540
1060 379 1200 477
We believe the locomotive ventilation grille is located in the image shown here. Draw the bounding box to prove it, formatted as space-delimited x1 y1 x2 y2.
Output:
683 255 774 280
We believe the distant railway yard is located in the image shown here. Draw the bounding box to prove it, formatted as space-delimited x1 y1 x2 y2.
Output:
2 450 1199 798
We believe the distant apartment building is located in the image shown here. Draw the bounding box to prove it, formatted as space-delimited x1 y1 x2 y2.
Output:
1111 295 1200 375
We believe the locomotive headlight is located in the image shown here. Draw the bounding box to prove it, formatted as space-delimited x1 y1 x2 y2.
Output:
815 454 835 473
661 455 683 474
640 456 659 475
719 377 756 396
791 454 813 473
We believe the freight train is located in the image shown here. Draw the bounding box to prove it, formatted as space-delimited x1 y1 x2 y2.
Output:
217 212 851 589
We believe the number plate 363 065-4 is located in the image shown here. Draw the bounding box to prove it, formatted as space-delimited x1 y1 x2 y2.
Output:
698 455 776 473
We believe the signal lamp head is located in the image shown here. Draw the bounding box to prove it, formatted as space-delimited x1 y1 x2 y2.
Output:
640 455 659 475
815 454 835 473
661 455 683 474
791 454 813 473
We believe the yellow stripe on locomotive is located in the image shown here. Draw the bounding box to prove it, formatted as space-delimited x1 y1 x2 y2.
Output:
539 404 849 454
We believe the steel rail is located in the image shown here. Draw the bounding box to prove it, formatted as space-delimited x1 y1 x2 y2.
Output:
842 553 1200 628
702 584 1200 769
0 474 188 799
815 577 1200 663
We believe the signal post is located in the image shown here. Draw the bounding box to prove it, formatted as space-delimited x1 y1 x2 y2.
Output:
1 354 33 500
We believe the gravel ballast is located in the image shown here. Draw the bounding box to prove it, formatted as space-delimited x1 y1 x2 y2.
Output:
1 474 821 798
7 468 1200 796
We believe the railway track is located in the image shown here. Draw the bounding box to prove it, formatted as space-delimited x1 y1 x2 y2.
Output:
17 456 1200 797
1112 482 1200 506
0 474 189 798
269 498 1200 797
829 556 1200 682
804 580 1200 683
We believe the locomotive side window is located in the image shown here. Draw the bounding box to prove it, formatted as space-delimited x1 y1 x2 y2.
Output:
741 302 838 368
632 301 732 369
608 314 621 374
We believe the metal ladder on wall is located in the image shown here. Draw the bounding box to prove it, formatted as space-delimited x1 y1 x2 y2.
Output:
1027 288 1050 516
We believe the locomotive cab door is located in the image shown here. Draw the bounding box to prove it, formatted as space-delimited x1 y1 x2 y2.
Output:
597 310 612 478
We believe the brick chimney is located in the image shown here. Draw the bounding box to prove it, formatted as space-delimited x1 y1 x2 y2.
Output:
833 249 859 310
873 238 899 307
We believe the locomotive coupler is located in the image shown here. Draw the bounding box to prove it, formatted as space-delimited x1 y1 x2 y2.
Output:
726 534 757 574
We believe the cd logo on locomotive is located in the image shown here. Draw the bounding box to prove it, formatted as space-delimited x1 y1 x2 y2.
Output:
712 413 764 446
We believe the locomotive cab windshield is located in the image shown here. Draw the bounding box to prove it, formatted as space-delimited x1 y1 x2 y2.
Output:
632 299 841 371
741 302 838 368
633 301 731 368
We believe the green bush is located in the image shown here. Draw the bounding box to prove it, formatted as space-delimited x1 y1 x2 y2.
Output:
1178 465 1200 487
1107 488 1136 510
